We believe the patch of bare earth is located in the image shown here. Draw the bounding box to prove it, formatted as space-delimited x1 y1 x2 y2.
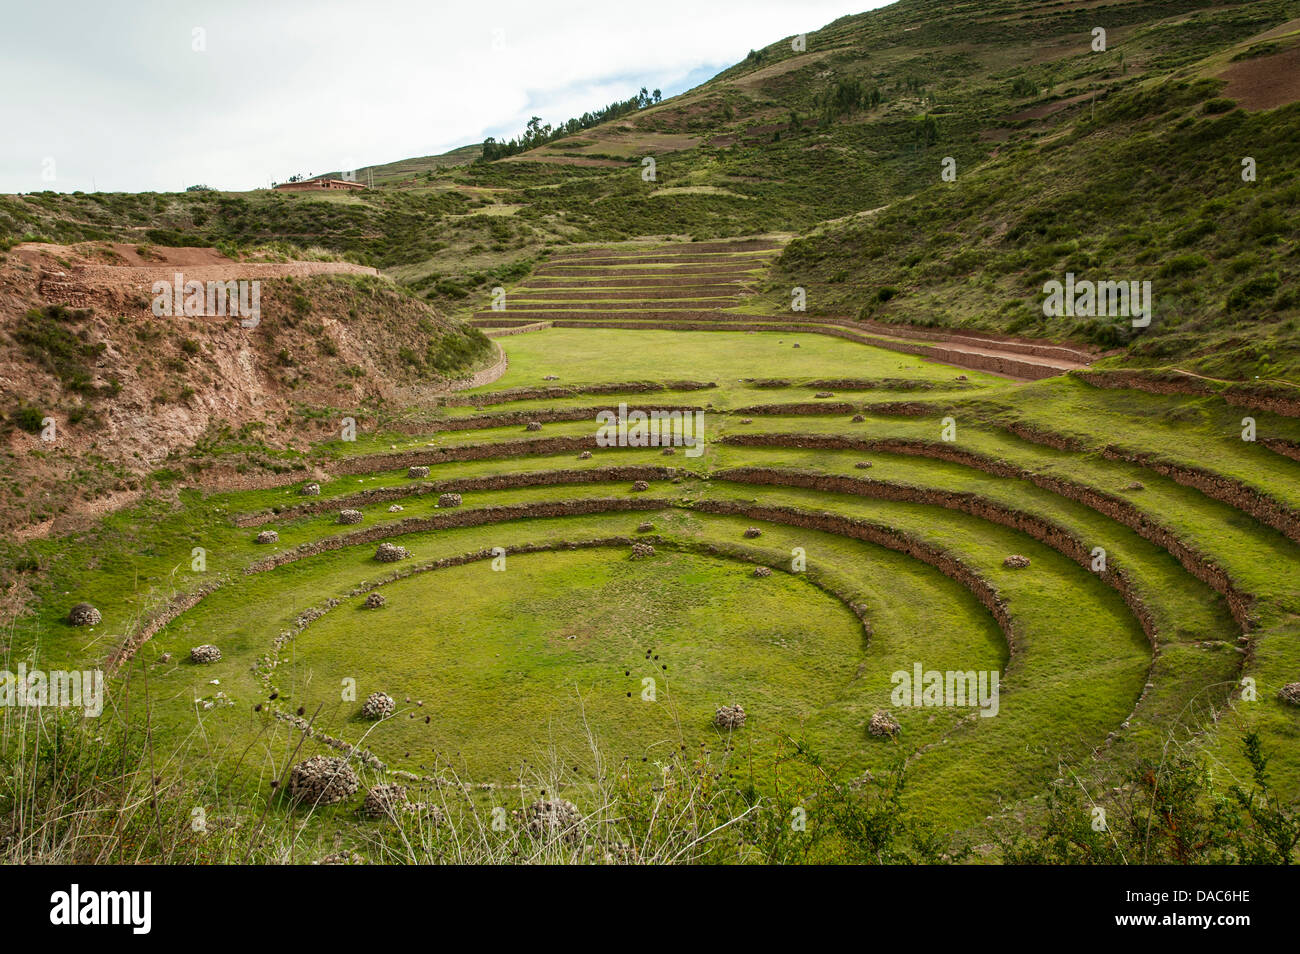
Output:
1220 42 1300 110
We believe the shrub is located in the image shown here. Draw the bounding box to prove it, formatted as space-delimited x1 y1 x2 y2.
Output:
1226 273 1280 311
10 402 46 434
1158 254 1208 278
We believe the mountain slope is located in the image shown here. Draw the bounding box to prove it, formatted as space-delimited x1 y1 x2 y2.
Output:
3 0 1298 373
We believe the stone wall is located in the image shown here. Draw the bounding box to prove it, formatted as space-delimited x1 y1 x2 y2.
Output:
718 432 1256 630
1003 420 1300 546
237 466 678 527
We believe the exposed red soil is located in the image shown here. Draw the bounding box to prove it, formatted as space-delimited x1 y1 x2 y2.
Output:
1220 42 1300 110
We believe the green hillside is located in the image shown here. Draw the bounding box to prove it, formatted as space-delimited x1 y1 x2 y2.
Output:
4 0 1297 375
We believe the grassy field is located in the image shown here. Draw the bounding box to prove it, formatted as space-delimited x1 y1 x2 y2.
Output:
10 320 1297 860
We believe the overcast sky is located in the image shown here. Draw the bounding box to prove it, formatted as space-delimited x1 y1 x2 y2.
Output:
0 0 893 194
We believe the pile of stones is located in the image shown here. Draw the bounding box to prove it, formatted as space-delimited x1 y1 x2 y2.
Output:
190 644 222 663
637 522 654 532
68 602 101 626
289 755 359 805
338 509 363 525
362 783 409 819
526 421 543 432
362 593 386 610
815 391 834 399
743 527 762 538
631 480 649 492
579 451 593 460
374 542 409 563
868 710 901 737
1003 555 1031 569
752 566 772 578
631 543 656 559
851 414 865 423
408 466 430 479
714 704 746 729
300 483 321 496
438 493 462 508
524 799 583 840
1279 683 1300 706
361 691 395 720
256 530 279 544
854 461 873 469
388 504 404 513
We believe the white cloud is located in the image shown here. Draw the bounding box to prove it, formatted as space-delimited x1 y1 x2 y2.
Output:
0 0 892 193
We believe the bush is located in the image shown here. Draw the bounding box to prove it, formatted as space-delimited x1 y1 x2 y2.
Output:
10 402 45 434
14 305 102 395
1226 273 1281 311
1158 254 1208 278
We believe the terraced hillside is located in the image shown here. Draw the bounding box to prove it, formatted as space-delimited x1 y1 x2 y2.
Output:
11 321 1300 862
473 239 1099 380
6 0 1300 866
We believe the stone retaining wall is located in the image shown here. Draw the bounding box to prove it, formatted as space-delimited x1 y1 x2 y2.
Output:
716 467 1161 648
693 499 1019 661
719 432 1256 630
439 380 716 407
1076 370 1300 418
1003 421 1300 546
332 436 598 475
237 466 678 527
244 497 669 573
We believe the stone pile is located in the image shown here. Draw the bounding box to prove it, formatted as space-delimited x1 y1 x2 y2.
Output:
524 799 583 840
361 691 395 719
632 481 649 492
338 509 363 524
1003 555 1031 569
714 704 746 729
374 542 408 563
752 566 773 578
289 755 359 805
743 527 762 538
1279 683 1300 706
868 710 900 737
438 493 462 507
362 783 409 819
300 483 321 496
408 466 430 479
190 644 222 663
256 530 279 544
526 421 543 432
631 543 655 559
362 593 386 610
68 602 101 626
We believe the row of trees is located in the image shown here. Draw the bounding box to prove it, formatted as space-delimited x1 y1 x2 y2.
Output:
479 87 663 161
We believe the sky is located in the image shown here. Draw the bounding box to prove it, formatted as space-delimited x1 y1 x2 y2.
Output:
0 0 893 194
